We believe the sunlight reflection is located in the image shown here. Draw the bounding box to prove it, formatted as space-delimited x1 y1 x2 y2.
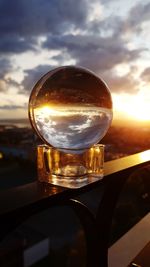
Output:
139 150 150 162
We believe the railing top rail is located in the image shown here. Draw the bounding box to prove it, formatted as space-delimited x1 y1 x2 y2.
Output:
104 149 150 175
0 150 149 217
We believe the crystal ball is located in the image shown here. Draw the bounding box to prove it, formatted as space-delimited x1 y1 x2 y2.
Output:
29 66 113 150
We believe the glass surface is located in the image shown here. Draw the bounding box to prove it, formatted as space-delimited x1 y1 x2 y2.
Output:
29 66 113 151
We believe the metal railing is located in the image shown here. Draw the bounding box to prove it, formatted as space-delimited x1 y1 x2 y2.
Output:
0 150 150 267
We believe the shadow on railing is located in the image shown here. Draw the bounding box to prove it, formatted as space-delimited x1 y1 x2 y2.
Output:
0 150 149 267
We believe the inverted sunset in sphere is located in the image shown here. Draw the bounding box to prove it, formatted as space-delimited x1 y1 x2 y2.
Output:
29 66 113 150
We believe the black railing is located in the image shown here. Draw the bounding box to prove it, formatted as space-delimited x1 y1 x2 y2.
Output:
0 150 150 267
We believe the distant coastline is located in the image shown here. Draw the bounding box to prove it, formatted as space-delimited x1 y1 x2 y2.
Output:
0 118 30 128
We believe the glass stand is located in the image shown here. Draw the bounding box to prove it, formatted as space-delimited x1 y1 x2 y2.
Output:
37 144 104 188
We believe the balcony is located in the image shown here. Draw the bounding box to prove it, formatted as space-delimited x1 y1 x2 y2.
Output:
0 150 149 267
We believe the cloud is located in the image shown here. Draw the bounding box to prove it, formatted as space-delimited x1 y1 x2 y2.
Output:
0 0 88 36
141 67 150 83
0 58 14 91
0 80 7 92
22 62 139 97
113 2 150 37
128 2 150 31
89 15 124 37
0 0 90 88
0 0 89 55
103 72 139 94
0 0 149 99
0 77 21 93
22 64 55 92
0 104 27 110
0 35 37 54
0 58 12 78
43 33 143 74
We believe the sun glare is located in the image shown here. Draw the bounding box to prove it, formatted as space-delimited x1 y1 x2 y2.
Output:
139 150 150 162
39 106 56 116
35 105 112 117
113 93 150 122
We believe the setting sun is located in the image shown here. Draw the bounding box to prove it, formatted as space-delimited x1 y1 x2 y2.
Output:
113 92 150 123
126 101 150 121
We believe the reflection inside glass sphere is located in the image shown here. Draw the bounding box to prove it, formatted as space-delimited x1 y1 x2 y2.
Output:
34 105 112 149
29 66 113 151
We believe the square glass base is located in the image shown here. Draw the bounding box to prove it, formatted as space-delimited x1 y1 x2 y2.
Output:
37 144 104 188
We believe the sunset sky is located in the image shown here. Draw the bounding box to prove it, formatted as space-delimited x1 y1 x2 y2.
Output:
0 0 150 125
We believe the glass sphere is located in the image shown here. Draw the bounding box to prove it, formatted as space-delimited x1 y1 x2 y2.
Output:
29 66 113 150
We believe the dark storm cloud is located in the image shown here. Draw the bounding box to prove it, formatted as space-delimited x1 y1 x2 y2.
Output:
141 67 150 83
0 0 87 37
0 0 88 54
